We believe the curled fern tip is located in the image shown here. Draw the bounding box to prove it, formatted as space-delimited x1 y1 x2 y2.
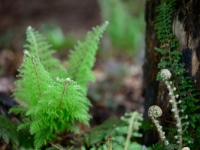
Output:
24 50 30 56
160 69 171 80
66 78 71 82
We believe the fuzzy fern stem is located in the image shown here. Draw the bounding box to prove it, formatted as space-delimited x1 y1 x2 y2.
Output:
58 78 71 108
148 105 169 146
24 50 43 96
182 147 190 150
160 69 183 149
30 54 42 96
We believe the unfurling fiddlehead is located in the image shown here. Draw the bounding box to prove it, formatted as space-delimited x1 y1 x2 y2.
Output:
148 105 169 146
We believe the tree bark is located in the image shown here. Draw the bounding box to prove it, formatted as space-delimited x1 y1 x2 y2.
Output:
143 0 161 146
143 0 200 146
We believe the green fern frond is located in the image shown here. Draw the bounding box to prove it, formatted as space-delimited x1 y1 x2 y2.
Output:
150 143 165 150
165 143 180 150
10 51 91 148
154 0 176 43
8 22 108 148
84 118 121 146
12 51 52 106
34 137 47 149
24 27 67 78
0 114 19 149
9 105 27 116
18 118 32 130
83 112 144 150
67 21 108 95
155 47 168 55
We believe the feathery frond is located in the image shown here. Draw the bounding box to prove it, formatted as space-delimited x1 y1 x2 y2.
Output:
83 112 144 149
10 51 91 148
67 21 109 95
9 22 108 148
24 27 67 78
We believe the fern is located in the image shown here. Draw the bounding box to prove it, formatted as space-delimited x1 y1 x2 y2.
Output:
82 112 145 150
83 118 121 147
10 52 90 148
9 22 108 148
67 21 109 95
149 143 165 150
24 27 67 79
154 0 200 149
0 114 19 149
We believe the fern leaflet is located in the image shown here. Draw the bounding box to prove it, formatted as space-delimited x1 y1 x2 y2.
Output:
67 21 108 95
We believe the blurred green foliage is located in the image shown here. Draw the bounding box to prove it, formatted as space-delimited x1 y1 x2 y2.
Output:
41 25 75 51
82 112 146 150
98 0 145 53
0 114 19 149
0 29 15 48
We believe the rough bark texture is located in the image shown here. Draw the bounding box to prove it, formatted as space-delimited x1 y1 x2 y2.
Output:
143 0 200 146
143 0 161 146
174 0 200 88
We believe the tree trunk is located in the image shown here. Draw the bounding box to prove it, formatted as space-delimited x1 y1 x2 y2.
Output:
143 0 161 146
143 0 200 146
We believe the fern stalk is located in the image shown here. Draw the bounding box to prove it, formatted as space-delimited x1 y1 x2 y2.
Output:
124 112 139 150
